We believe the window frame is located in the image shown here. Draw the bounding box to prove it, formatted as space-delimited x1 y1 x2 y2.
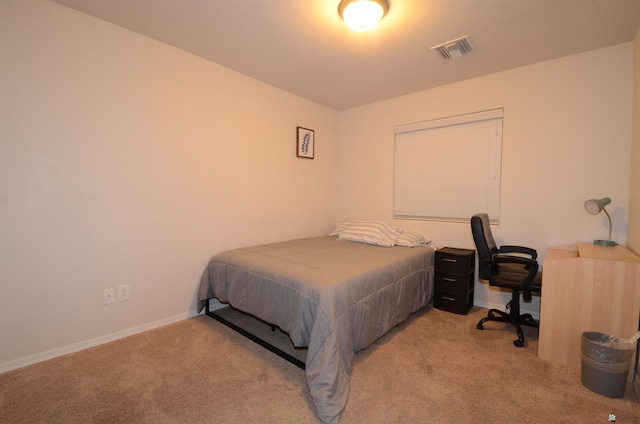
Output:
393 108 503 223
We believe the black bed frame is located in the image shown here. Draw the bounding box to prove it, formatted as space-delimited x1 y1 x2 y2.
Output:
205 302 306 370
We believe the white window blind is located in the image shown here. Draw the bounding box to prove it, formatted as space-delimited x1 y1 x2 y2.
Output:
393 109 503 223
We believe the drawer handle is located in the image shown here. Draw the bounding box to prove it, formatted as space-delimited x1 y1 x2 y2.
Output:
442 296 456 301
443 258 457 263
443 277 456 282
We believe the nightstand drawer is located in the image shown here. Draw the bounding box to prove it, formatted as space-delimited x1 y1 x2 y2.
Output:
435 248 475 275
434 272 473 296
433 290 474 315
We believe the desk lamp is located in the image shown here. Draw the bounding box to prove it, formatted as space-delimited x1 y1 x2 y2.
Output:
584 197 616 246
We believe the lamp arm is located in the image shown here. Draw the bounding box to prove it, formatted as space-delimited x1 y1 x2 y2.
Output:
603 207 612 242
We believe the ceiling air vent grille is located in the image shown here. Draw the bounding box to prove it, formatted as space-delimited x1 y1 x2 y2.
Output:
431 36 472 60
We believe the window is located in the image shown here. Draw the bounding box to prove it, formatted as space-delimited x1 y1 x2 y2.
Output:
393 108 503 223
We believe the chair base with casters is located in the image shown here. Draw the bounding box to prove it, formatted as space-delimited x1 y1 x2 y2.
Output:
476 290 539 347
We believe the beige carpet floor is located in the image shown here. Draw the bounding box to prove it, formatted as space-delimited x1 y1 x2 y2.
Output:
1 305 639 423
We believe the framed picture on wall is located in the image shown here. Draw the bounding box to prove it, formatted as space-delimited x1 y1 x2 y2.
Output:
296 127 314 159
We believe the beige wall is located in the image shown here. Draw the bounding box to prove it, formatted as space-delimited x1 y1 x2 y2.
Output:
0 0 338 370
336 43 634 313
2 0 637 371
627 26 640 253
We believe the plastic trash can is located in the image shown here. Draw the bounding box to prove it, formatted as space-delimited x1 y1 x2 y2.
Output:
580 331 635 398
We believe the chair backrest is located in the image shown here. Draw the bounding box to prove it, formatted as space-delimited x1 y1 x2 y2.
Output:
471 213 498 279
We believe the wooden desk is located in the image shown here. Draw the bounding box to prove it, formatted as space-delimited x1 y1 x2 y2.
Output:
538 243 640 377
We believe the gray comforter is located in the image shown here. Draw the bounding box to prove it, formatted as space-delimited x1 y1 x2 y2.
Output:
197 236 435 424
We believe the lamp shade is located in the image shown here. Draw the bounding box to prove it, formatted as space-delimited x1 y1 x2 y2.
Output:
338 0 389 32
584 197 611 215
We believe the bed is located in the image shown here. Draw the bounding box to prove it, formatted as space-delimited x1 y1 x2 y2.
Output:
197 228 435 424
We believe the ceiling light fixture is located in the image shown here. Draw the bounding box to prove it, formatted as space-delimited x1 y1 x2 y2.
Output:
338 0 389 32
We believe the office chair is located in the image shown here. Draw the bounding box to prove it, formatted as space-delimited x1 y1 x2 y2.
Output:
470 213 542 347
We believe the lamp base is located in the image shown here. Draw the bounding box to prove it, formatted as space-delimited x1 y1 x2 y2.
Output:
594 239 616 246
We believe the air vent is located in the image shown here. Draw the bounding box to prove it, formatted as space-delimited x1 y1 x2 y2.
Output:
431 36 472 60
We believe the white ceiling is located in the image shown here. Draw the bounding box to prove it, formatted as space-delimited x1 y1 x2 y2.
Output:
52 0 640 110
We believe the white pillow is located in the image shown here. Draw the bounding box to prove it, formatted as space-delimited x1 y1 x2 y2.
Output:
329 218 365 236
330 218 402 236
337 220 401 247
395 231 432 247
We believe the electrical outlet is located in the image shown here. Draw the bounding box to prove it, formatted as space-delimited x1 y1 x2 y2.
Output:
118 284 130 302
104 288 115 304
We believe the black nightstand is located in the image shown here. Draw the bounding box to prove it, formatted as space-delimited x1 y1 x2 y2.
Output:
434 247 475 315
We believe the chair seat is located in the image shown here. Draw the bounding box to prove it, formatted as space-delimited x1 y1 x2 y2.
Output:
492 264 542 291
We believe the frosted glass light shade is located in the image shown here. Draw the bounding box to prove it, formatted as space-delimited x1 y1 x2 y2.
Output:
339 0 389 32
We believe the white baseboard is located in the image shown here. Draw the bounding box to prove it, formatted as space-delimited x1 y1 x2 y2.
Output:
1 300 532 375
0 309 201 374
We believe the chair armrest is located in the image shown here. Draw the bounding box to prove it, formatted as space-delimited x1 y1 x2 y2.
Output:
496 245 538 260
